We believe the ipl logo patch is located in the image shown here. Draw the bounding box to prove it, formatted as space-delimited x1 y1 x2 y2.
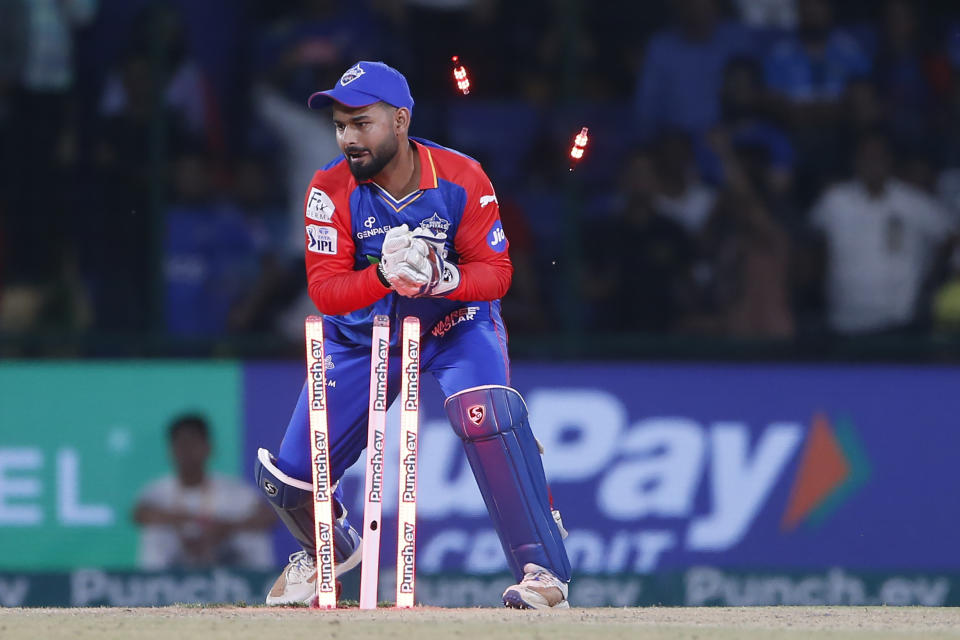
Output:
467 405 485 426
306 225 338 255
340 63 365 85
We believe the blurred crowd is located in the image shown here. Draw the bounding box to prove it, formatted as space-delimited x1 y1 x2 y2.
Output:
3 0 960 354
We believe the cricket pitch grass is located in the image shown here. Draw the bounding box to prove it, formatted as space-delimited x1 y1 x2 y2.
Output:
2 606 959 640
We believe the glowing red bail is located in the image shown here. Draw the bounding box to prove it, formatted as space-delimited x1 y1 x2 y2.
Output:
452 56 471 95
569 126 589 169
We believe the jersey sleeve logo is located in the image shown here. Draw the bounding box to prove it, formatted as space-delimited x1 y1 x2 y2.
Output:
306 188 336 223
306 225 338 254
486 220 507 252
480 194 498 208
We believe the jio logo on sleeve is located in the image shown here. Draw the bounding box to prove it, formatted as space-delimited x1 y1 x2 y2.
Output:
486 221 506 252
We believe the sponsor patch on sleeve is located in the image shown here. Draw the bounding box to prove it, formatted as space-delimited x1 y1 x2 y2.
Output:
306 225 338 255
306 187 336 222
486 220 507 252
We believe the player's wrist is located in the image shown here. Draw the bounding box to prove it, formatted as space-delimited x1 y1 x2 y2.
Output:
376 261 392 289
430 261 461 297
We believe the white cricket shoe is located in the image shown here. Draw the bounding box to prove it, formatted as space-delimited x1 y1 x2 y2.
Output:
266 551 319 606
266 541 363 606
502 563 570 609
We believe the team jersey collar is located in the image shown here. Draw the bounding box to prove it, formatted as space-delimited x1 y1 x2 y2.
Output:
414 139 439 190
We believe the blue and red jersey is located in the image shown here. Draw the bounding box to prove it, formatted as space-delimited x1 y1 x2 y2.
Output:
303 137 512 345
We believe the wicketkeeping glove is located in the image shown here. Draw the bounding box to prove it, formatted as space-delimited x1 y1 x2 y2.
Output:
379 224 429 296
407 227 461 297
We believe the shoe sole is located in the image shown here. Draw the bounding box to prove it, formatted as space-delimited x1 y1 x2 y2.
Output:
502 589 570 610
266 590 315 607
502 589 531 609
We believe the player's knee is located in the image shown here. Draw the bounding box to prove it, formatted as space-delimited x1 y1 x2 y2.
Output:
255 448 313 510
444 385 528 441
255 449 360 564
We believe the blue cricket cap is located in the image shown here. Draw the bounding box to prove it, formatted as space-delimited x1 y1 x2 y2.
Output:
307 61 414 113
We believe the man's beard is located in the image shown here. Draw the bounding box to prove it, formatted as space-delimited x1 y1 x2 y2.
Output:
345 136 399 181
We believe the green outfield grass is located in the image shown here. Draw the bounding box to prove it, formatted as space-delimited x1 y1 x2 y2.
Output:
2 606 959 640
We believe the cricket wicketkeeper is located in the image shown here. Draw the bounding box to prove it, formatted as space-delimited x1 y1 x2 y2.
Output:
254 61 571 609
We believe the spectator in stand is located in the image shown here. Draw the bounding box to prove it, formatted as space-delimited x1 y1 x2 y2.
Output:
651 130 718 236
809 129 955 335
134 414 275 569
872 0 938 146
936 25 960 167
163 149 263 337
516 1 655 103
0 0 96 335
0 0 25 326
634 0 755 142
583 150 697 333
251 81 339 267
764 0 871 108
86 50 191 331
0 0 27 145
842 77 886 138
693 131 795 337
764 0 871 202
805 77 886 198
99 4 222 149
223 154 298 334
452 145 549 334
372 0 502 99
496 195 549 334
714 56 796 207
732 0 797 30
254 0 377 114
